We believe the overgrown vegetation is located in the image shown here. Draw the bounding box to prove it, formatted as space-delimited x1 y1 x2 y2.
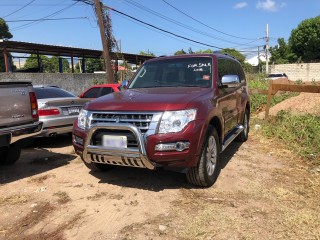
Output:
247 73 320 163
247 75 298 113
254 111 320 163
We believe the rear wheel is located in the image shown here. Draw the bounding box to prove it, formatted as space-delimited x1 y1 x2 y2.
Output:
186 126 221 187
0 144 21 165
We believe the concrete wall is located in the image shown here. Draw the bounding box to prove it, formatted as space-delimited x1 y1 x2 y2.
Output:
270 63 320 81
0 73 108 95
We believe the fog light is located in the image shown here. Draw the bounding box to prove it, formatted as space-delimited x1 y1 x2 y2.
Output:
74 135 84 145
155 141 190 152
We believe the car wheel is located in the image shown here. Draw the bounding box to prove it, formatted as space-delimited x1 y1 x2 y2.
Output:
237 109 249 142
82 159 112 172
186 126 221 187
0 144 21 165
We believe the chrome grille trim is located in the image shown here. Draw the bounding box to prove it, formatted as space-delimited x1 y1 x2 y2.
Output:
87 111 162 136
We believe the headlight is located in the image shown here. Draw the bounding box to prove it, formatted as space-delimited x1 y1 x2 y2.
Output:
158 109 197 134
78 109 89 130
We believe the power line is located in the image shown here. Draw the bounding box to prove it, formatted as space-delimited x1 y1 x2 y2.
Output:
6 17 88 22
107 6 225 50
123 0 254 46
162 0 258 41
3 0 36 18
11 2 79 31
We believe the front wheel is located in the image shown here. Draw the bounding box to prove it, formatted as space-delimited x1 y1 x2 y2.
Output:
186 126 221 187
82 159 112 172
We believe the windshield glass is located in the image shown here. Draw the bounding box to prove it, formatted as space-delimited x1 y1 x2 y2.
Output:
129 57 212 89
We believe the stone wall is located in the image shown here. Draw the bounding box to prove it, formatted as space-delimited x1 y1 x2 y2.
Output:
0 73 108 95
270 63 320 82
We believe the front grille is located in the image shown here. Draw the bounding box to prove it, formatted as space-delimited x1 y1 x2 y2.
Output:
90 112 155 133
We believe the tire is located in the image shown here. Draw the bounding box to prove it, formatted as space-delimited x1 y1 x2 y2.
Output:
82 159 112 172
186 126 221 187
236 109 249 142
0 144 21 165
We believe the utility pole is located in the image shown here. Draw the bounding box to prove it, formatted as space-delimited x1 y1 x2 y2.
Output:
258 46 260 72
94 0 114 83
265 24 269 74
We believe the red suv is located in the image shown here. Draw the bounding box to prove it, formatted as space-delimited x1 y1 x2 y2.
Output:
79 83 120 98
73 54 250 187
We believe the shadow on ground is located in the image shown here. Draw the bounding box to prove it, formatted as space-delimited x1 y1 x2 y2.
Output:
0 135 76 184
89 141 244 191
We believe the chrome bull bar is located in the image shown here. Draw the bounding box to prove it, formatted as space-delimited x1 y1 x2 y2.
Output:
82 123 155 170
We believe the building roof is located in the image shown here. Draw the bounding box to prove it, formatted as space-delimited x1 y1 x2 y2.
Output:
0 40 153 64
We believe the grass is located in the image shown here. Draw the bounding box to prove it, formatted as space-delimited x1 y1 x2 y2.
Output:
247 73 319 163
253 111 320 163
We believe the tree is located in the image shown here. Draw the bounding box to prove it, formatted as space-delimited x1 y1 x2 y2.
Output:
269 38 299 64
139 50 155 57
24 54 50 72
195 49 214 54
174 49 186 55
289 16 320 62
0 18 12 39
0 18 13 72
86 58 104 73
24 55 70 73
220 48 246 64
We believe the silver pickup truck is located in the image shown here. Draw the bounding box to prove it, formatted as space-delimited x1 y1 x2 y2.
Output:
0 82 43 165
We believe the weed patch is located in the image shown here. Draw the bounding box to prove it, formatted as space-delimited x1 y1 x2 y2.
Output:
254 111 320 163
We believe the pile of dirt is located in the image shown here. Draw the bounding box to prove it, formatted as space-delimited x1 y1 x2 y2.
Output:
258 92 320 119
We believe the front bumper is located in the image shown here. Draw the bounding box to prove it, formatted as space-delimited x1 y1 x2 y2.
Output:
73 119 204 169
80 123 155 170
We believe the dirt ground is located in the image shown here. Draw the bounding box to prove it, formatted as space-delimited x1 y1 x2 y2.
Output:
1 115 320 239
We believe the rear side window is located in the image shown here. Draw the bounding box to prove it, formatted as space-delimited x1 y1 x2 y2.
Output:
83 87 101 98
34 87 75 99
218 58 243 84
100 87 114 97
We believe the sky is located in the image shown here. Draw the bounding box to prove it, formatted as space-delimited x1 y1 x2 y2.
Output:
1 0 320 59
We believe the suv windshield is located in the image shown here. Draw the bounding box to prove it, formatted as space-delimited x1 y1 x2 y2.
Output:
129 57 212 89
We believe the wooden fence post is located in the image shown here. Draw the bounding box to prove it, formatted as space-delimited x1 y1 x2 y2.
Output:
265 80 273 119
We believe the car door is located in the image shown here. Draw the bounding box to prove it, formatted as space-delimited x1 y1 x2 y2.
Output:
216 58 240 135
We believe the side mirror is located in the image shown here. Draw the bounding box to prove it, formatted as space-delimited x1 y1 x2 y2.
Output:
221 75 240 88
120 80 129 90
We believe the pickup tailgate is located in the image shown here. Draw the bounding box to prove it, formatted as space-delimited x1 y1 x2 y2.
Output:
0 82 35 128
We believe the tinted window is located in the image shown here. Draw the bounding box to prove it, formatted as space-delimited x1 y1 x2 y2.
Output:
130 57 212 88
34 87 75 99
218 58 242 84
100 87 114 97
83 87 101 98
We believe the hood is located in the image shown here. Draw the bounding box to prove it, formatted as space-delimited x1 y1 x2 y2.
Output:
85 87 211 111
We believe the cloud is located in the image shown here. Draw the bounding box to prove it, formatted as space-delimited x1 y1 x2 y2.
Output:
234 2 248 9
256 0 286 12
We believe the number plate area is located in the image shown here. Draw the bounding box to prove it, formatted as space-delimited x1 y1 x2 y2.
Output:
68 107 80 115
102 135 127 148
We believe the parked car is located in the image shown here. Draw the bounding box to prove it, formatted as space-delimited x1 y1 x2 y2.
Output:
34 86 89 137
73 53 250 187
0 82 42 165
79 83 120 98
266 73 288 80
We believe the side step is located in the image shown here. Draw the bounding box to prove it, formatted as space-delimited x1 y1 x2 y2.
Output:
222 125 244 151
